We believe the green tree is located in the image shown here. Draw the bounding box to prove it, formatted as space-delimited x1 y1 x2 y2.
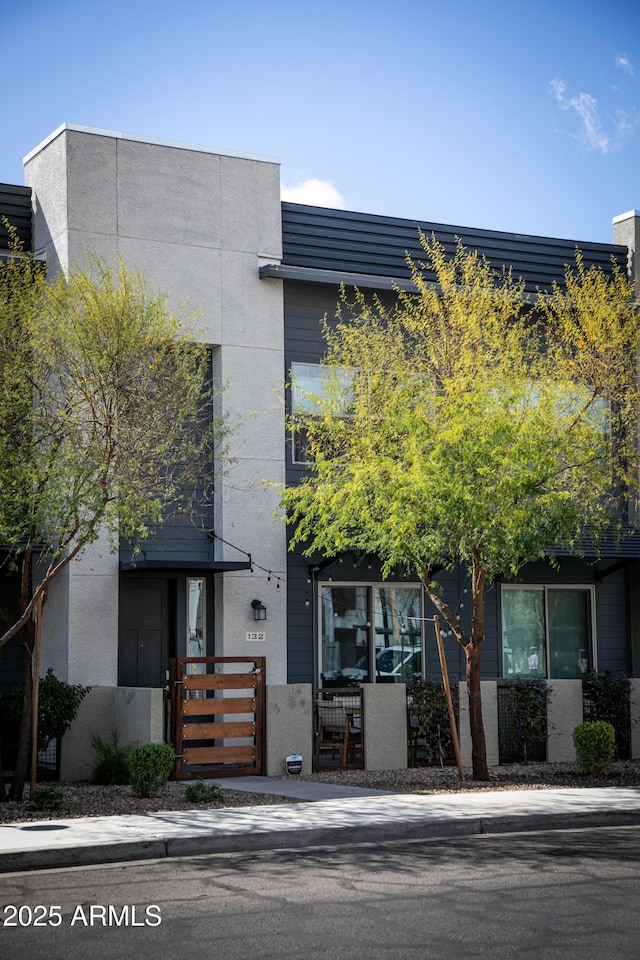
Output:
280 236 638 780
0 247 227 799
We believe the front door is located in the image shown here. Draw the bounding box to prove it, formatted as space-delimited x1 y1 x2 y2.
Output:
118 579 174 687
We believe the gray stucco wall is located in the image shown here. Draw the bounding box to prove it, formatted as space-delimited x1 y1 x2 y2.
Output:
60 685 164 781
24 125 289 688
612 210 640 284
547 680 584 762
362 683 408 771
266 683 314 776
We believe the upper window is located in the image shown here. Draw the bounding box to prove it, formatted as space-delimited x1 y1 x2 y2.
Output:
501 585 594 680
290 362 354 464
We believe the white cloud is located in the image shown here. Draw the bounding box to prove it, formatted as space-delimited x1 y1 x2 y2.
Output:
550 77 611 154
281 178 346 208
615 54 635 76
615 109 633 140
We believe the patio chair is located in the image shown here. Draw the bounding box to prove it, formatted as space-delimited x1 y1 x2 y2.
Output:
315 703 347 766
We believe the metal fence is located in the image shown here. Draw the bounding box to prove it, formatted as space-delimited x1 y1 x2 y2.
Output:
582 683 631 761
0 698 60 782
497 683 547 764
313 688 364 771
406 695 459 767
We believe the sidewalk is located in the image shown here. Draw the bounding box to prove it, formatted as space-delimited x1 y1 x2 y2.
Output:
2 778 640 874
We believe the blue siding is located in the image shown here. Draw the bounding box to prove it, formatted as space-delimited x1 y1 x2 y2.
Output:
282 257 634 684
596 569 630 674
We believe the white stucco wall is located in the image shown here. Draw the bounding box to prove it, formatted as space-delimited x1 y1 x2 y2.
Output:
24 124 288 687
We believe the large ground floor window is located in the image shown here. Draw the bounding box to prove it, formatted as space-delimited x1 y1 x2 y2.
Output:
502 585 594 680
320 584 423 686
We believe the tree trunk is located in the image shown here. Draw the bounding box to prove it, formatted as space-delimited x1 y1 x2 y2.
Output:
467 555 489 781
465 640 489 780
9 547 36 801
421 560 491 780
0 702 6 801
10 627 34 800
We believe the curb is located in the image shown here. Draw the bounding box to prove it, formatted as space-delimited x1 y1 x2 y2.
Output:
0 839 167 874
2 808 639 874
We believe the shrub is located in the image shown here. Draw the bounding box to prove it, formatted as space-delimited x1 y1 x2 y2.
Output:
29 785 66 812
128 742 175 798
184 780 224 804
583 671 631 760
90 731 131 785
10 668 90 750
573 721 615 777
502 677 550 763
407 676 459 766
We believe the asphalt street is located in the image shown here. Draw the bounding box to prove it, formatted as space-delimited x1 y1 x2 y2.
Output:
2 825 640 960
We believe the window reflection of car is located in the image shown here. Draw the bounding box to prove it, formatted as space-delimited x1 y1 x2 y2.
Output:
339 646 421 683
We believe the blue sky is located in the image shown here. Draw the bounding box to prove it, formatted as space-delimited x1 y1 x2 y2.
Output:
3 0 640 243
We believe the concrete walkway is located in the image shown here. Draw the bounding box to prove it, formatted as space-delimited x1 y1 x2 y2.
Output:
2 777 640 874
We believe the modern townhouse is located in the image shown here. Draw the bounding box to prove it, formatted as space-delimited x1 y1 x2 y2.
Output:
1 124 639 777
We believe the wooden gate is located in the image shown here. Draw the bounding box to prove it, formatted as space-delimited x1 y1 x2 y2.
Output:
170 656 265 779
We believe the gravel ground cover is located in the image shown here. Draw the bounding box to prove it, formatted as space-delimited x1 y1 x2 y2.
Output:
2 760 640 823
299 760 640 794
0 782 298 824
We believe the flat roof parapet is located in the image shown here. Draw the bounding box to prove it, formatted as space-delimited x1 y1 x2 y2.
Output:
23 123 280 167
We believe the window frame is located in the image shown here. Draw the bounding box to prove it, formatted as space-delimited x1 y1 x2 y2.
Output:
317 581 424 687
187 577 205 657
289 361 355 465
501 583 597 680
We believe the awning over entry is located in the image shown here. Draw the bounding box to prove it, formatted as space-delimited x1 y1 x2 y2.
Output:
119 559 252 573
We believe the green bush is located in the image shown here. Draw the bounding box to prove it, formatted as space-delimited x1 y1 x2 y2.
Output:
407 676 459 766
29 784 66 812
10 668 90 750
502 677 550 763
128 742 175 797
583 671 631 760
573 721 615 777
184 780 224 804
90 731 131 785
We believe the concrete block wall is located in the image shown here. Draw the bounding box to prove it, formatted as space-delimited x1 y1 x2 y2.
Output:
362 683 408 771
61 678 640 782
113 687 164 747
258 679 640 777
61 687 114 781
60 685 164 781
547 680 583 762
266 684 314 776
265 683 409 774
458 679 640 768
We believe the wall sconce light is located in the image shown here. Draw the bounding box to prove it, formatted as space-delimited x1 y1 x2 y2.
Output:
251 599 267 621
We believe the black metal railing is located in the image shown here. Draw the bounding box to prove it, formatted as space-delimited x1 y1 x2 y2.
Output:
497 682 547 764
313 688 364 771
0 698 60 782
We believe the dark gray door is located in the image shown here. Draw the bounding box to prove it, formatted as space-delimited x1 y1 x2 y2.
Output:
118 579 174 687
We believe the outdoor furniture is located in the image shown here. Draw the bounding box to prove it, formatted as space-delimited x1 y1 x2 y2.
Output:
315 704 346 766
343 709 362 765
315 701 363 767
